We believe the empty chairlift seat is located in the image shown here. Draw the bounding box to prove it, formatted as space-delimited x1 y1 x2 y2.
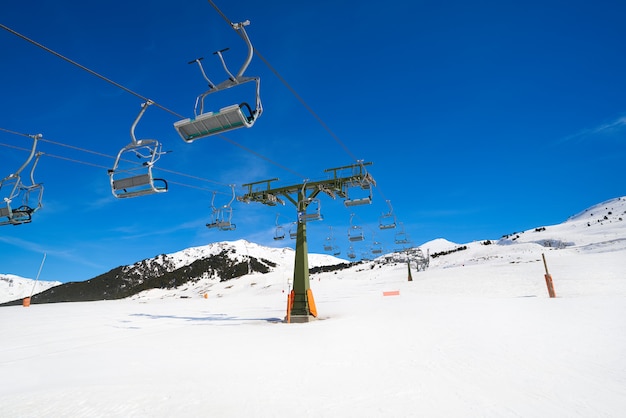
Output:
109 102 169 199
0 135 44 226
175 20 262 143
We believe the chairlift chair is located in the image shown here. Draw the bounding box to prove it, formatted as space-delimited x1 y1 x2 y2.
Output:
323 226 335 252
1 135 44 226
343 161 375 207
394 223 411 245
289 222 298 239
298 198 323 223
274 225 286 240
344 183 373 207
379 200 397 229
347 245 356 260
273 213 285 240
348 213 365 242
371 243 383 255
109 102 168 199
207 185 237 231
174 20 263 142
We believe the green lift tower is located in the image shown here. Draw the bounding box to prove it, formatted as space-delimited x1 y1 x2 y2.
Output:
239 162 375 323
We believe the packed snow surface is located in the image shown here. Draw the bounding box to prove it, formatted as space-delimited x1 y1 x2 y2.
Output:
1 197 625 417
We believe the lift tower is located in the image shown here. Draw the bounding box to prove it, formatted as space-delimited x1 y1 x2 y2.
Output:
239 162 375 323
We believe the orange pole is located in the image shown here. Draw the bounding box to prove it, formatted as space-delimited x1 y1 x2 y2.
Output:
286 290 294 323
542 253 557 298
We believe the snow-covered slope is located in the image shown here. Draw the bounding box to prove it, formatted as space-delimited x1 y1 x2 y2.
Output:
0 274 61 304
1 197 625 417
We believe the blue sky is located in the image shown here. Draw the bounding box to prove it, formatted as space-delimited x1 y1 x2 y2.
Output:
1 0 625 283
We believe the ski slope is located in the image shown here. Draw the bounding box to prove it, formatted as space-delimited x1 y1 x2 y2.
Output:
1 197 625 417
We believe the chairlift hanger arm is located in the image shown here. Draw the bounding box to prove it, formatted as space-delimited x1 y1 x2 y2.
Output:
10 134 42 178
130 101 153 145
231 20 253 78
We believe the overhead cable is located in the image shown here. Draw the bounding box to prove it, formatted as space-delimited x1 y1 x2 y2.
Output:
0 23 306 180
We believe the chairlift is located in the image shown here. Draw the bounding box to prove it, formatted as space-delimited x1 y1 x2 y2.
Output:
343 161 374 207
332 247 341 257
273 213 285 241
0 134 44 226
174 20 262 142
323 226 335 252
289 222 298 239
348 213 365 242
108 102 168 199
394 222 411 245
344 183 372 207
207 185 236 231
298 198 323 223
347 245 356 260
379 200 397 230
371 242 383 255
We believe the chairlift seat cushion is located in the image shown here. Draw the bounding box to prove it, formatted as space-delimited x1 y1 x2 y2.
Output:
113 174 152 191
174 104 253 143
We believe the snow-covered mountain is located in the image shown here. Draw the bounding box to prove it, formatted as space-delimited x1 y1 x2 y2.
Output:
0 274 61 304
2 197 624 305
0 240 347 305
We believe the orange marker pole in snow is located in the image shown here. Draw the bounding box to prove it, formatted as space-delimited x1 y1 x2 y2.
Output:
542 253 557 298
286 290 295 323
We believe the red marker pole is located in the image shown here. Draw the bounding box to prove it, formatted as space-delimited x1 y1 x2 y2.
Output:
542 253 557 298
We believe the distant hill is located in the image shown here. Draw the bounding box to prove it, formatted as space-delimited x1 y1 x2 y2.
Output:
0 240 348 306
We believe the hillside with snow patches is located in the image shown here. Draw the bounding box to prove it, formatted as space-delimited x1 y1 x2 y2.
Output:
1 197 625 417
0 274 61 304
2 196 625 304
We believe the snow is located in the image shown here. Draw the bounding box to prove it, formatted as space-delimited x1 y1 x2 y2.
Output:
1 198 626 417
0 274 60 304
